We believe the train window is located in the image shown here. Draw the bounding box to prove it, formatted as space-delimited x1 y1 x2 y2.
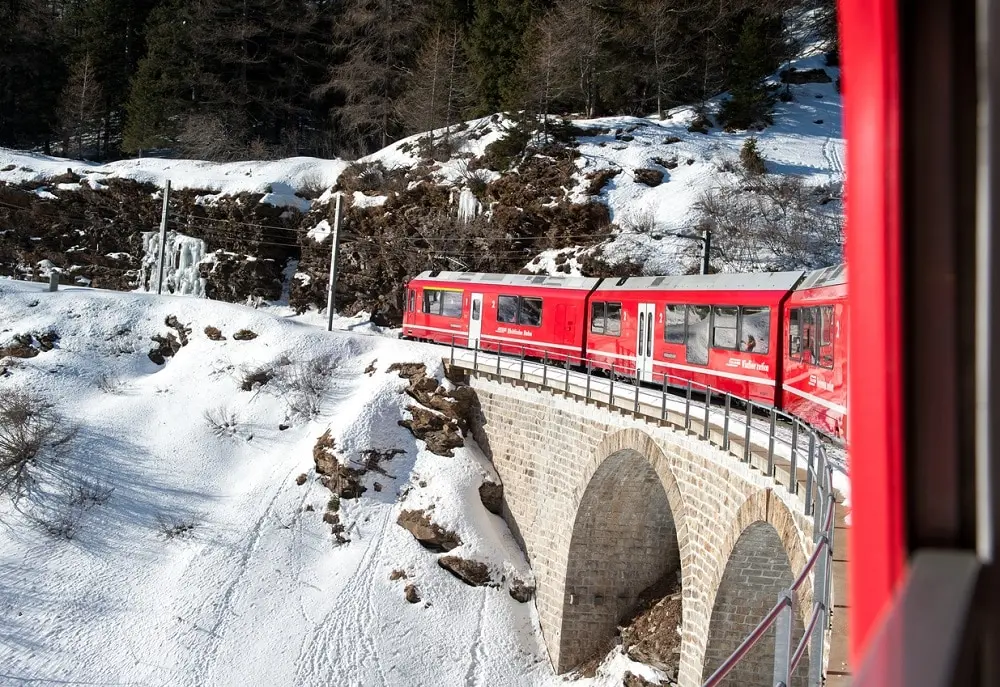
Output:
605 303 622 336
739 306 770 355
471 299 481 321
498 295 518 324
519 297 543 327
424 289 442 315
665 305 686 344
591 302 607 334
818 305 834 369
789 308 802 359
685 305 710 365
802 308 817 363
442 291 463 317
408 289 415 313
711 306 739 349
423 288 463 318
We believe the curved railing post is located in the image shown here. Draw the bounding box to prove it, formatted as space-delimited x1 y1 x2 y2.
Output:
722 394 731 451
772 589 794 686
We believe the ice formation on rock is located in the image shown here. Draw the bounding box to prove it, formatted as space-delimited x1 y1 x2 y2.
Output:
140 230 208 297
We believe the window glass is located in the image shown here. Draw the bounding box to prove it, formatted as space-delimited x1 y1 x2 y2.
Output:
739 306 770 355
638 312 645 356
818 305 835 368
471 299 481 321
802 308 817 363
424 289 442 315
712 306 739 349
441 290 463 317
498 295 518 324
408 289 415 313
606 302 622 336
518 297 543 327
665 305 686 344
789 308 802 359
685 305 710 365
590 301 606 334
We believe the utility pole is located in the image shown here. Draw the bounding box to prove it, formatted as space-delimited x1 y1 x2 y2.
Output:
672 226 712 275
155 179 170 295
326 192 343 332
701 227 711 275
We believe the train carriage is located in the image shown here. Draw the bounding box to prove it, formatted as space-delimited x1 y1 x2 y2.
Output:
402 270 598 362
587 272 803 406
780 265 849 438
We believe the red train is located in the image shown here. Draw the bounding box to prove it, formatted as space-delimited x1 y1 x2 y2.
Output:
402 264 848 438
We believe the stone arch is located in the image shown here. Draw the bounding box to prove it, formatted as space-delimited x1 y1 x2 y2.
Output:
556 429 689 672
701 490 812 686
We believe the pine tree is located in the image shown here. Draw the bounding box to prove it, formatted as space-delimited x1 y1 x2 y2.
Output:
465 0 544 115
58 54 105 158
397 21 471 147
717 12 786 130
0 0 64 149
123 0 195 154
321 0 427 154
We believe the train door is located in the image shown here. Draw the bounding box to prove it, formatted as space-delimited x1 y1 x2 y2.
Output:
636 303 655 382
469 293 483 348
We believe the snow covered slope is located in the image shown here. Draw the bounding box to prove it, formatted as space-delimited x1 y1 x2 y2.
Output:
0 53 844 278
0 280 667 686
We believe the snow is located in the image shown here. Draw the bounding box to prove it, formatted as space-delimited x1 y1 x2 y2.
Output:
0 152 349 211
306 219 332 244
0 280 655 686
352 191 388 208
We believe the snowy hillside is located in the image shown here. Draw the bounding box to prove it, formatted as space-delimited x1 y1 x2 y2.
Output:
0 53 844 292
0 280 673 686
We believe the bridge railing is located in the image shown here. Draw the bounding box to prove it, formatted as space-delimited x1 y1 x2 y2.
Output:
444 336 842 687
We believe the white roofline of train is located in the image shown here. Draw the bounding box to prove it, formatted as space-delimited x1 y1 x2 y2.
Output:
413 264 845 293
413 270 601 290
595 271 806 292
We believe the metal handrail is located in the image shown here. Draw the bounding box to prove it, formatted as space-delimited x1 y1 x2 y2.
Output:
445 337 843 687
702 595 793 687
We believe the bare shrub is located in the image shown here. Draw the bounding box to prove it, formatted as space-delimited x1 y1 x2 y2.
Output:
0 391 74 501
70 479 115 507
203 405 245 440
34 505 84 540
156 514 198 540
694 170 844 272
456 164 491 200
96 374 132 395
297 172 329 200
618 207 657 235
240 364 274 392
271 353 339 421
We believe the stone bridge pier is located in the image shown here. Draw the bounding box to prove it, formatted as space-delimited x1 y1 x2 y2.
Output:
466 374 846 686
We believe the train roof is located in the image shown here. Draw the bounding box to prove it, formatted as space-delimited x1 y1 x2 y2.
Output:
795 264 847 290
595 270 805 292
412 270 601 290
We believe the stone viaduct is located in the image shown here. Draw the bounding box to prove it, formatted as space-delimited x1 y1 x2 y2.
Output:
455 366 851 687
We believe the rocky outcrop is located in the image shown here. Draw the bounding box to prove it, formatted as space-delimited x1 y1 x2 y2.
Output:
437 556 493 587
389 362 476 457
147 315 191 365
312 430 367 499
478 481 503 515
0 331 58 359
396 509 462 552
509 577 535 603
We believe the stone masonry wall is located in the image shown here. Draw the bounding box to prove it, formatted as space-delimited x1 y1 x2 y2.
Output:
703 522 809 685
468 376 817 686
560 449 681 668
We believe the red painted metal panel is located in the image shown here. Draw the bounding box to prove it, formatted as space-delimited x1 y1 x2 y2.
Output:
781 284 849 438
839 0 907 666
